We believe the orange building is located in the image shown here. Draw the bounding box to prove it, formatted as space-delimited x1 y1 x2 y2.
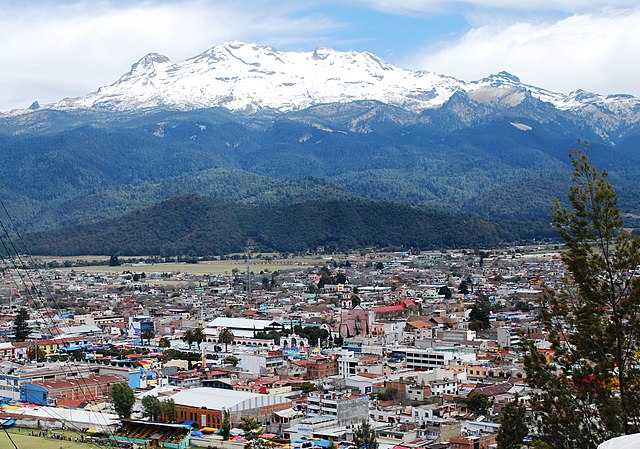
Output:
449 434 496 449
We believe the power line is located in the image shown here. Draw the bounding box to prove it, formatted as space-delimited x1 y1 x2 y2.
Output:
0 203 119 444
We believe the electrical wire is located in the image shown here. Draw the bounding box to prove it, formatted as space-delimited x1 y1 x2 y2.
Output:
0 206 120 445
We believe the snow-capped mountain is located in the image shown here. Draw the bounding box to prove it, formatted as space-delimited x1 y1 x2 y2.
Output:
37 41 637 121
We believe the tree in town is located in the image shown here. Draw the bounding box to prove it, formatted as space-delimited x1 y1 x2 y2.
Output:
335 272 348 284
158 337 171 348
496 397 528 449
109 255 121 266
466 393 491 416
301 381 317 394
219 327 235 352
13 308 30 341
27 345 46 362
239 416 263 440
438 285 452 299
182 329 195 349
468 296 492 331
160 399 177 422
353 421 378 449
524 143 640 448
192 328 205 349
220 409 231 440
224 355 239 366
141 395 162 421
141 327 155 345
111 383 135 418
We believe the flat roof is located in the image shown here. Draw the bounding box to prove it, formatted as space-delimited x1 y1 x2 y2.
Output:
170 387 289 411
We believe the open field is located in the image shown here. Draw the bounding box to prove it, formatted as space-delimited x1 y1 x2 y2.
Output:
0 428 103 449
46 258 325 275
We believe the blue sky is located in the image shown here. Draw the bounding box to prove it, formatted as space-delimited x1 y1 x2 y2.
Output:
1 0 639 111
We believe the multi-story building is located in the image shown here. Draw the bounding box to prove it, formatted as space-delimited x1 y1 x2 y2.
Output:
306 390 369 426
337 352 358 378
497 327 521 349
398 348 476 371
237 352 286 375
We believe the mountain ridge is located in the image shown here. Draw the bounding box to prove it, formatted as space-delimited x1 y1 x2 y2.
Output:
3 41 639 137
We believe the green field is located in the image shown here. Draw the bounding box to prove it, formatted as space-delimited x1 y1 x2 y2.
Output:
0 429 105 449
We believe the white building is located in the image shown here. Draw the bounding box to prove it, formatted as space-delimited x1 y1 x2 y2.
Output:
337 351 358 378
204 317 284 339
399 347 476 371
237 352 286 375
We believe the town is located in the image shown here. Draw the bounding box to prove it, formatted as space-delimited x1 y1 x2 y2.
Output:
0 245 562 449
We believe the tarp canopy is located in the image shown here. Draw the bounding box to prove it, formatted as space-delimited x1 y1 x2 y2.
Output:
275 408 300 418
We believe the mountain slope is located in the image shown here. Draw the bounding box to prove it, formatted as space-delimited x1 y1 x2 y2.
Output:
23 195 503 255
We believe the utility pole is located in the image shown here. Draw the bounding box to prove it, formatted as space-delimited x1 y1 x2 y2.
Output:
246 247 252 304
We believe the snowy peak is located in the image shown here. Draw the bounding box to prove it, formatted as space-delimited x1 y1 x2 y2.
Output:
14 41 639 124
125 53 171 76
484 71 521 85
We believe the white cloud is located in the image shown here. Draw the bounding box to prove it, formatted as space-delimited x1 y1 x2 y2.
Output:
353 0 639 16
403 9 640 96
0 0 339 111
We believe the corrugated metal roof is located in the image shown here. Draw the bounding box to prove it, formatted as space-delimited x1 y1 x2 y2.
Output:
170 387 289 411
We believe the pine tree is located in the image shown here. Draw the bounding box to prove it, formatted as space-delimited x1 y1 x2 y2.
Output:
353 421 378 449
220 409 231 440
13 308 30 341
496 398 528 449
524 143 640 448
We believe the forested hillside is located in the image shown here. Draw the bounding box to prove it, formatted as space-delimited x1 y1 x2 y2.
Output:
23 195 507 255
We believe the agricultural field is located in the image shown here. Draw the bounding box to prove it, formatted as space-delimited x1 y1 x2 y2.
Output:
31 254 328 275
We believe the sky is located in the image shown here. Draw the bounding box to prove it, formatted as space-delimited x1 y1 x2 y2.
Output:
1 0 639 112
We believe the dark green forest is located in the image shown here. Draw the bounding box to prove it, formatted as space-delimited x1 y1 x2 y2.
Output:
23 195 511 255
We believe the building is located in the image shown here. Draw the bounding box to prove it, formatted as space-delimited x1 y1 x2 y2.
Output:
169 387 291 428
397 348 476 371
306 390 369 426
337 352 358 378
339 307 369 338
449 434 496 449
0 361 129 401
237 352 286 375
204 317 285 340
20 374 122 406
497 327 521 349
127 315 154 339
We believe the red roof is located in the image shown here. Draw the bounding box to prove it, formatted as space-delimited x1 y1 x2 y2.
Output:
373 305 405 313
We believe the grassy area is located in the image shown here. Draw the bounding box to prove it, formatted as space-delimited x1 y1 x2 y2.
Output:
53 259 322 275
0 428 105 449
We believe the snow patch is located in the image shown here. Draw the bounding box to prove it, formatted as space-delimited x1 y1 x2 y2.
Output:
510 122 533 131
